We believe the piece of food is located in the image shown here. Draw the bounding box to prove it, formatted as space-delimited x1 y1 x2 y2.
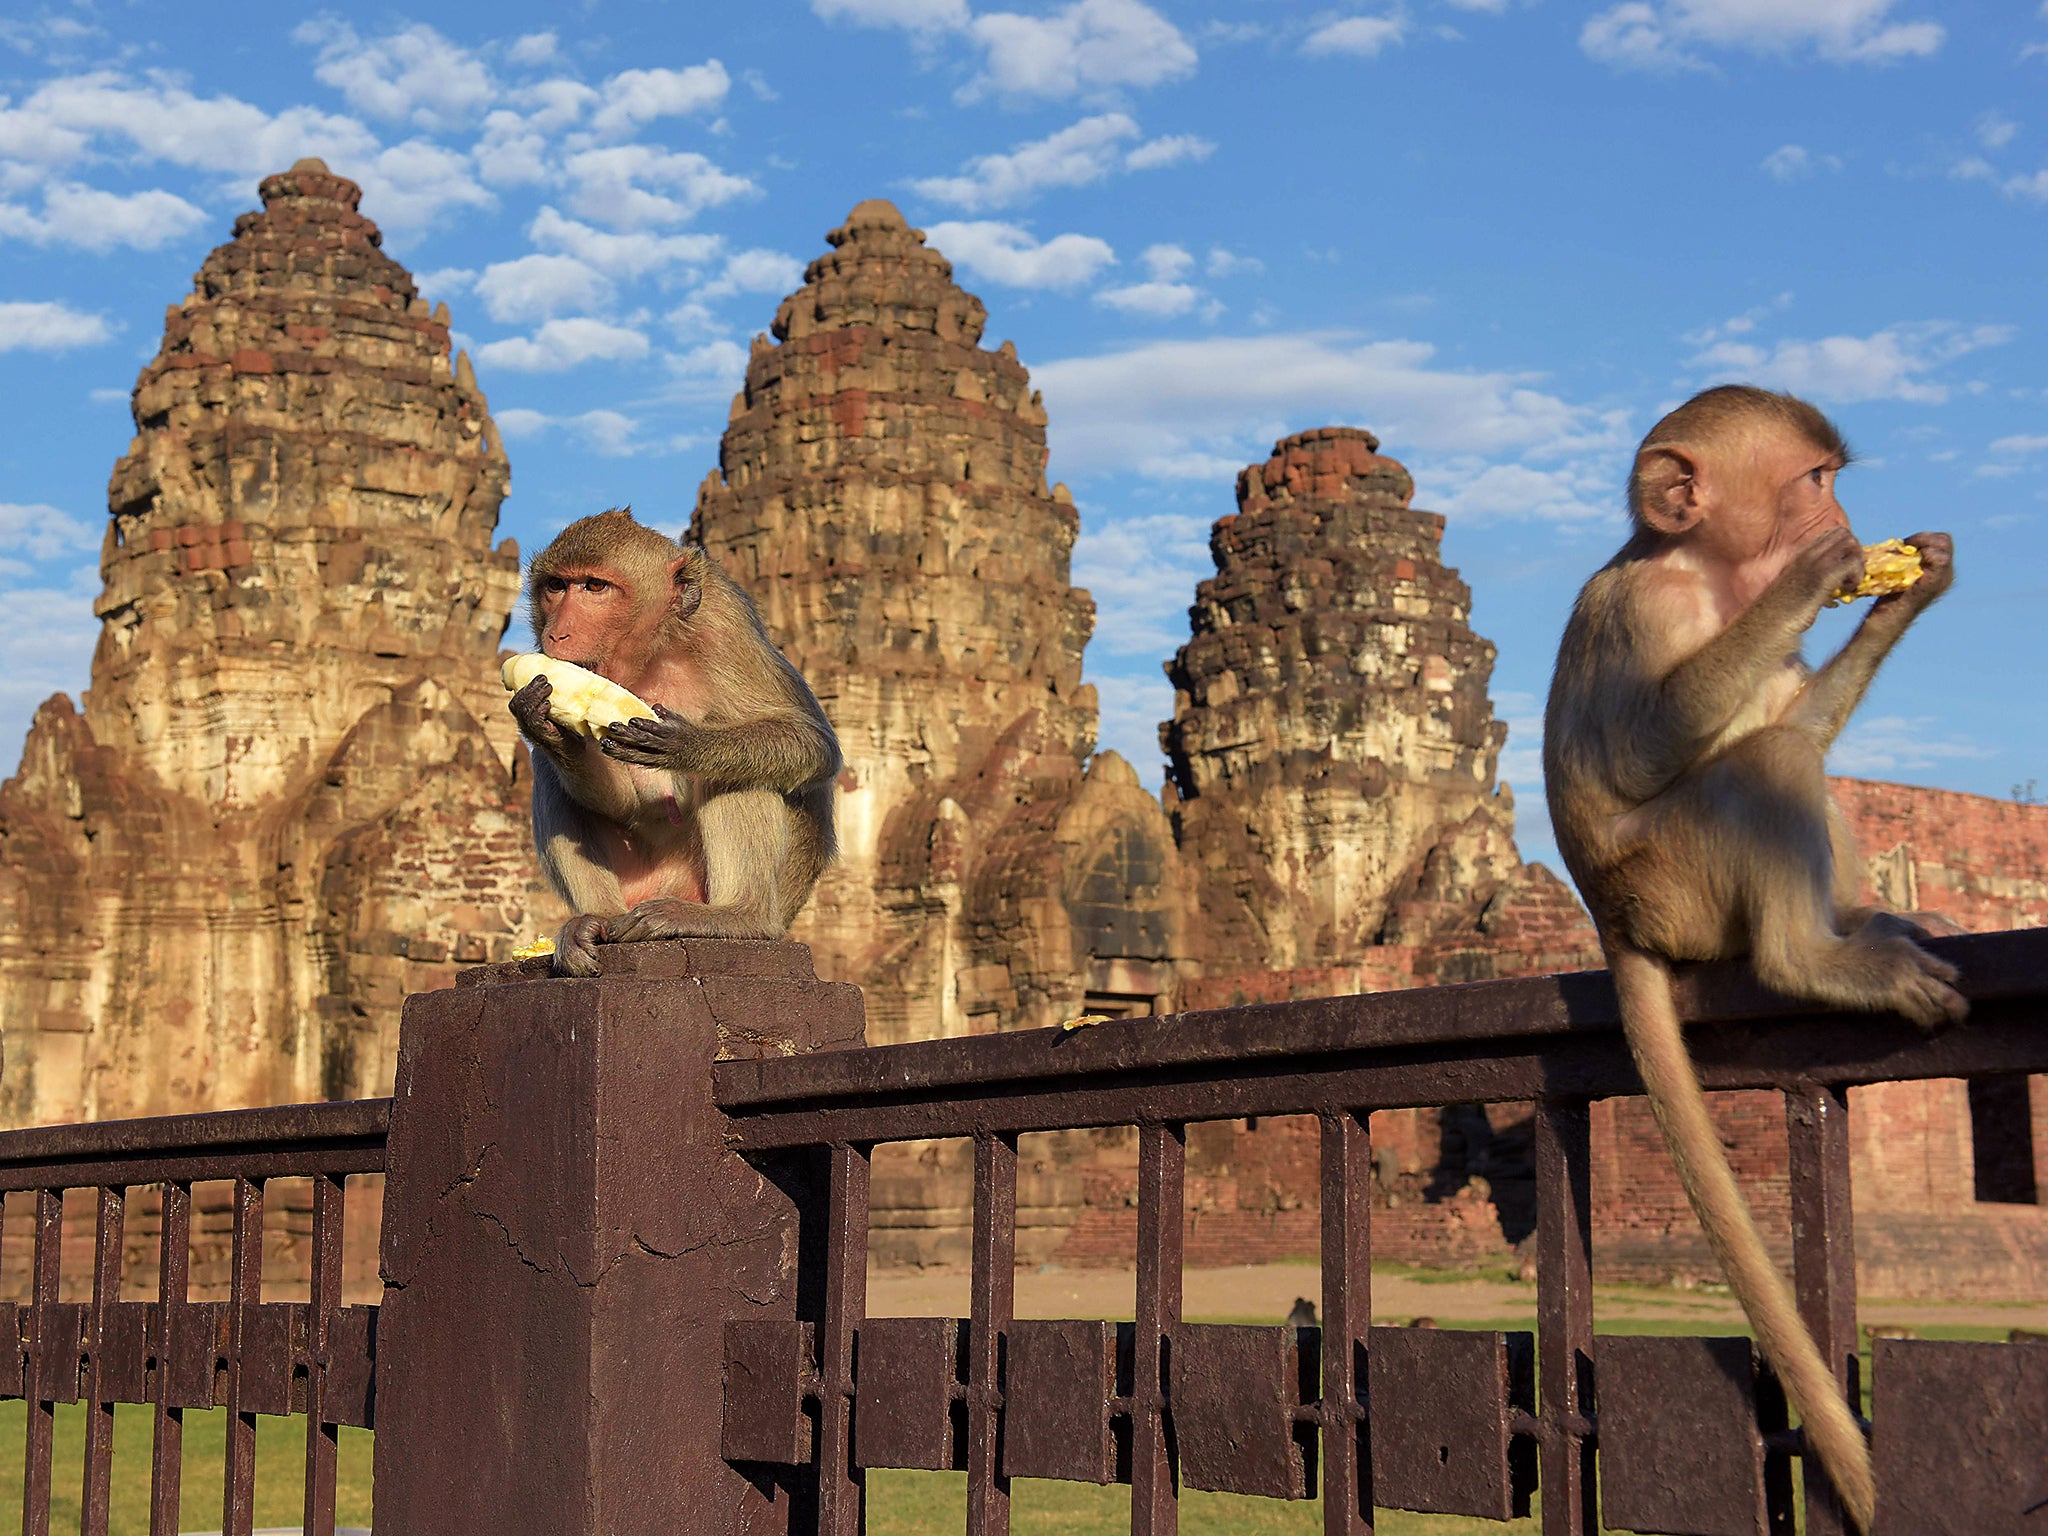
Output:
501 653 657 738
1827 539 1923 607
511 935 557 960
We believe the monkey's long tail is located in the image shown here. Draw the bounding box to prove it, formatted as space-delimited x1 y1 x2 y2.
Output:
1607 945 1876 1533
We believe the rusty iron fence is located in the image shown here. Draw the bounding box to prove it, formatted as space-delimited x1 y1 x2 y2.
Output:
0 929 2042 1536
713 927 2048 1536
0 1101 386 1536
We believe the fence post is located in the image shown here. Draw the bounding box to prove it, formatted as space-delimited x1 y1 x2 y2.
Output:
370 940 866 1536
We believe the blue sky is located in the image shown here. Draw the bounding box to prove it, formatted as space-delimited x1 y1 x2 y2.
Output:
1 0 2043 874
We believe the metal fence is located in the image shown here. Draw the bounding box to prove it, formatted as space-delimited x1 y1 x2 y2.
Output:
0 928 2042 1536
713 927 2048 1536
0 1102 386 1536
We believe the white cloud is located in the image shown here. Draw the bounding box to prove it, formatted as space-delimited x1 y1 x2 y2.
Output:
911 114 1207 211
352 138 494 231
1582 0 1943 70
474 317 650 372
1140 244 1192 281
507 32 559 66
589 63 732 138
1072 509 1211 658
812 0 972 29
294 20 496 131
924 220 1117 288
0 502 98 560
491 406 658 456
0 181 207 250
2005 170 2048 204
494 407 550 440
1206 246 1262 277
1581 3 1703 69
1302 15 1407 58
1122 133 1213 171
1762 144 1843 179
562 145 755 228
473 111 554 186
1095 280 1201 316
0 68 487 229
518 78 600 134
529 207 723 278
1831 715 1995 774
664 339 750 400
0 573 101 774
1428 460 1620 524
0 300 113 350
963 0 1197 101
1989 434 2048 456
1492 689 1545 793
1690 321 2014 405
473 254 612 323
1977 111 2019 150
1090 672 1175 783
694 248 806 301
0 70 379 180
1033 331 1623 486
415 266 477 298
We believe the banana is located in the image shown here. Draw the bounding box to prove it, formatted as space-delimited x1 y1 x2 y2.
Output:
1827 538 1923 607
501 653 657 738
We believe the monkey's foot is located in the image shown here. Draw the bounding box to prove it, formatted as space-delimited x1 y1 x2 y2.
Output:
608 897 780 943
1861 934 1967 1031
552 914 610 977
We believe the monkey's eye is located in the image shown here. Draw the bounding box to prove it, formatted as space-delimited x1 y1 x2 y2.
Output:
541 576 567 595
584 577 610 594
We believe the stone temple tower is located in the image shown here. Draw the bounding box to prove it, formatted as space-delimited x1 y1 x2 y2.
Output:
1163 427 1559 979
692 200 1190 1044
0 160 562 1125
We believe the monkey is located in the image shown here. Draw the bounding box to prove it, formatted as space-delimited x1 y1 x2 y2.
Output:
509 509 840 977
1543 385 1964 1532
1285 1296 1319 1330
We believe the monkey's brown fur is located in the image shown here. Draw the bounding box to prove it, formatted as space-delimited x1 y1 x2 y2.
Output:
1545 385 1965 1532
512 509 839 975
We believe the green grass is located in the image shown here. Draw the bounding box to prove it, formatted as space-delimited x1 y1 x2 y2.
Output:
866 1471 1538 1534
0 1319 2012 1534
0 1401 372 1534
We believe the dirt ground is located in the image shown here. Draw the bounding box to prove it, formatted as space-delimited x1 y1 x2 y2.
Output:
868 1260 2048 1334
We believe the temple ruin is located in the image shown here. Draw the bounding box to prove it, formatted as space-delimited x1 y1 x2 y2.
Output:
689 199 1191 1045
0 159 562 1127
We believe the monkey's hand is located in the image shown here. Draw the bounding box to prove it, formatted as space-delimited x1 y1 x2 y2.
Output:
1788 527 1866 607
609 897 781 942
1872 531 1953 613
551 914 610 978
600 705 701 771
510 676 568 754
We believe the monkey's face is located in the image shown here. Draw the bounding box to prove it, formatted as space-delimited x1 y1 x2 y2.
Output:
534 567 634 672
1699 428 1852 575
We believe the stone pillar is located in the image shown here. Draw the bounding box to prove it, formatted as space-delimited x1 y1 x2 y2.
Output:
371 940 865 1536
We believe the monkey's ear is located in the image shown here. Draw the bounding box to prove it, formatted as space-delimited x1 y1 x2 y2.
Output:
1636 446 1703 536
667 552 704 621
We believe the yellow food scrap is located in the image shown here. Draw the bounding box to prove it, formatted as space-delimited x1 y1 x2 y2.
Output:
511 936 557 960
501 653 657 738
1827 539 1923 607
1059 1014 1112 1031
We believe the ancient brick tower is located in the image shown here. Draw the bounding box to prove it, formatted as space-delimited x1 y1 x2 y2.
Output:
0 160 561 1126
1163 427 1592 986
691 200 1189 1044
